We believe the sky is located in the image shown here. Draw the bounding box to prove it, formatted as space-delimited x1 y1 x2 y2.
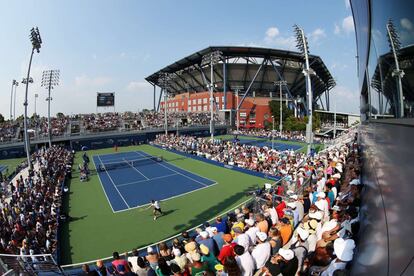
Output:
0 0 358 118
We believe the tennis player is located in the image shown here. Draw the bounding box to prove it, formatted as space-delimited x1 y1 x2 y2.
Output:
147 200 163 220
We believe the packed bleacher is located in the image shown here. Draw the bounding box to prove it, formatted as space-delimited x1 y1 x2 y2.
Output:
0 146 73 257
79 131 360 276
0 111 224 144
153 134 305 177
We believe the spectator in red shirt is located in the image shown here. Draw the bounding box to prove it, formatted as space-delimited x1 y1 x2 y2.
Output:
275 197 286 219
217 234 236 264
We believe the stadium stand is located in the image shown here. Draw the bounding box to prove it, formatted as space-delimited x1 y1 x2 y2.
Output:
0 111 224 144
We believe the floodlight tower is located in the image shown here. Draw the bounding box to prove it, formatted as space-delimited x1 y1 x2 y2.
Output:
274 80 287 135
386 19 405 118
231 85 244 132
202 50 223 140
13 81 19 121
23 27 42 169
41 69 60 147
159 73 171 135
294 24 313 155
9 80 18 120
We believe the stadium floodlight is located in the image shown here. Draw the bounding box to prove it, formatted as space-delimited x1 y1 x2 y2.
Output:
231 85 244 133
41 69 60 147
23 27 42 170
10 80 18 120
159 72 172 135
274 80 287 135
386 19 405 118
201 50 223 140
34 93 39 116
294 24 313 155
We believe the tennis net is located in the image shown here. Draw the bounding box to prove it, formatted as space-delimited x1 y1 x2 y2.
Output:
98 156 163 171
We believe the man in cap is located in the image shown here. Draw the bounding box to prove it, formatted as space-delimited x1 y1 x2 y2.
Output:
291 227 309 275
244 218 259 246
315 192 330 221
198 231 219 257
304 219 318 253
233 226 250 253
211 226 225 250
251 232 271 270
263 248 298 276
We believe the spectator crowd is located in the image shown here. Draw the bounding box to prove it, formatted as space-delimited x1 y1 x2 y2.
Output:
0 146 73 257
153 134 305 177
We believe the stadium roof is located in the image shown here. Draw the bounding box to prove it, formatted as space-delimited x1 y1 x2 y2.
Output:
145 46 336 108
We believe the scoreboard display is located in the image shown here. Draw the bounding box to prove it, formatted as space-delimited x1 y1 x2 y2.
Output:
97 93 115 107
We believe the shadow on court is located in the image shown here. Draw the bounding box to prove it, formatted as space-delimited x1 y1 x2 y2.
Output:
172 186 256 232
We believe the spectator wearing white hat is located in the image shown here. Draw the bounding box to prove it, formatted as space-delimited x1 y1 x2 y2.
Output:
244 218 259 246
314 238 355 276
251 232 271 270
267 248 298 276
304 219 319 253
291 227 310 275
315 192 330 221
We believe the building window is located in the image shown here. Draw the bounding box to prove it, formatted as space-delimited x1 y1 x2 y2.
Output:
198 99 202 104
192 99 196 104
203 98 208 104
204 105 208 111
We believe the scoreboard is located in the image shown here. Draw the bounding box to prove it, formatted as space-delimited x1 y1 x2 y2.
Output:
97 93 115 107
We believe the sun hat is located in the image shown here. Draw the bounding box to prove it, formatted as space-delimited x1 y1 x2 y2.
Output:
278 248 294 261
334 238 355 262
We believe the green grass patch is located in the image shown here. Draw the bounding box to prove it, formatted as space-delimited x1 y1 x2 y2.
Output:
0 157 27 178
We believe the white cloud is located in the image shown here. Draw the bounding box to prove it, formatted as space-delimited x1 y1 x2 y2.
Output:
342 16 355 34
263 26 296 50
265 27 280 40
126 81 152 92
334 23 341 35
400 18 413 31
308 28 326 43
74 75 112 87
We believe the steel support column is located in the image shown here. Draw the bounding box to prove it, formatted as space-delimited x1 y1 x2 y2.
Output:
157 88 163 112
237 59 265 110
269 59 300 111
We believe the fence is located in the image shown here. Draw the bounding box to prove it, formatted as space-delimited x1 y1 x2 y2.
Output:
0 253 63 276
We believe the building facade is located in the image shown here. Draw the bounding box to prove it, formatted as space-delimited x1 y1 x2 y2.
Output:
351 0 414 275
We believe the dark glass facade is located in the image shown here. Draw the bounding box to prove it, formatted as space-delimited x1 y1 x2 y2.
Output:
352 0 414 120
351 1 414 275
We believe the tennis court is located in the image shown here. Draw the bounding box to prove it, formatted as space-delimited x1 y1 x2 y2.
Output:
92 151 216 212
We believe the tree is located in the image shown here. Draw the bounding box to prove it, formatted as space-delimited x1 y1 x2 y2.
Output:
0 113 4 123
268 100 294 124
56 112 65 118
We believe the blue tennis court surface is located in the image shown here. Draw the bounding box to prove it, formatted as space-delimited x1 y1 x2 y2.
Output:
227 138 303 151
93 151 216 212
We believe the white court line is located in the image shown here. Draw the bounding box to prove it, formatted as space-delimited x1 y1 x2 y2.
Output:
97 155 131 209
134 151 212 187
117 173 178 187
92 157 116 213
113 182 218 214
123 158 150 180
